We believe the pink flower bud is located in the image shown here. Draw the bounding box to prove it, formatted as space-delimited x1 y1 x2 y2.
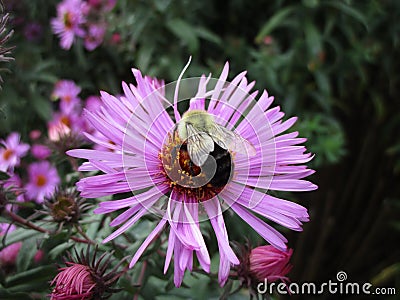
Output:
249 245 293 283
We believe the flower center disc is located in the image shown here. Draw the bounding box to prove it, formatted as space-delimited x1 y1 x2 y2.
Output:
160 133 233 201
2 149 14 161
36 174 47 187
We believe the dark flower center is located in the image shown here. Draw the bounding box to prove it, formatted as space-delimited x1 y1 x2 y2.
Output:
36 174 47 187
2 149 13 160
63 12 73 30
50 195 79 223
160 133 233 201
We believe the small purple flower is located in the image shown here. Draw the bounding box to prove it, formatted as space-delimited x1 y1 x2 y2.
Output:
51 0 86 50
52 80 82 113
0 132 29 173
47 110 85 141
84 23 106 51
25 161 60 203
31 144 52 160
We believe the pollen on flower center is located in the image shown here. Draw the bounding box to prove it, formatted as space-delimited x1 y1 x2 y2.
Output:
60 115 71 127
159 133 233 201
2 149 14 160
36 174 47 187
62 12 73 29
64 95 71 103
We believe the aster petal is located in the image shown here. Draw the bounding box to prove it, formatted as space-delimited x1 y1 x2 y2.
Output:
223 183 308 231
209 61 230 112
204 198 239 285
102 197 159 243
164 229 176 274
95 186 167 214
222 190 287 251
129 218 167 268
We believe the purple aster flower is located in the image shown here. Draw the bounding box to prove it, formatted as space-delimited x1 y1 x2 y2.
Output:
0 132 29 172
52 79 82 113
84 23 106 51
31 144 52 160
48 110 85 141
51 0 86 50
25 161 60 203
68 60 317 287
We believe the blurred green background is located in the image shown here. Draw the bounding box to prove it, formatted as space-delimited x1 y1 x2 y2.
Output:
1 0 399 299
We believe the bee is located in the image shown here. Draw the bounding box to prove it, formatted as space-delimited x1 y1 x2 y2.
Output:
176 109 256 167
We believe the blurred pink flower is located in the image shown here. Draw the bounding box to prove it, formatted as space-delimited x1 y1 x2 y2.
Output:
0 132 29 172
25 161 60 203
48 122 71 142
110 32 121 45
48 111 85 141
52 80 82 113
34 249 44 263
84 23 106 51
51 0 87 50
0 224 22 266
31 144 52 160
29 130 42 140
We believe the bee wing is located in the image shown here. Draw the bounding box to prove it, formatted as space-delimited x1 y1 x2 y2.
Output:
186 123 214 166
212 124 256 156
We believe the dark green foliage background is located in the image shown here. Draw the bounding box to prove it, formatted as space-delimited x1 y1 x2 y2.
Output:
0 0 399 299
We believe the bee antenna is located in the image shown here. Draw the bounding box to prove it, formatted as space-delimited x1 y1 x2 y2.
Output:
174 56 192 122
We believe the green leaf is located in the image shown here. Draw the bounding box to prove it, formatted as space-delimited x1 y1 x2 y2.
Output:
0 171 10 180
255 6 296 44
0 228 42 249
48 241 74 260
136 44 155 73
5 265 55 287
31 95 52 121
166 19 199 53
16 238 39 272
324 1 368 30
304 20 322 55
195 27 222 45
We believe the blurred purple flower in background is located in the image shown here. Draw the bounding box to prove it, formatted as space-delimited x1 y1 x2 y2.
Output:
0 132 29 173
84 23 106 51
52 79 82 113
51 0 86 50
25 161 60 203
31 144 52 160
